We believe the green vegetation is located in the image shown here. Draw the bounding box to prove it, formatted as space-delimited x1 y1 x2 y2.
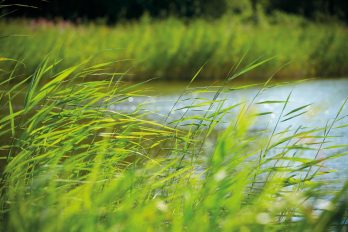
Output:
0 60 347 231
1 1 348 230
1 15 347 81
4 0 348 24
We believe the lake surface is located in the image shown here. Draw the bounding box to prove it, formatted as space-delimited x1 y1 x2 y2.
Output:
115 79 348 128
111 79 348 183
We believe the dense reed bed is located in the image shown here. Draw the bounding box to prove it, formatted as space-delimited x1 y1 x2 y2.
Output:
1 15 347 81
0 60 347 231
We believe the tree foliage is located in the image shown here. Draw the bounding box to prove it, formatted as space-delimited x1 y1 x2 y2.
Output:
1 0 347 23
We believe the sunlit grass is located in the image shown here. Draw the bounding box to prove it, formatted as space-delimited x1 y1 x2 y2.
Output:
0 15 347 81
0 59 347 231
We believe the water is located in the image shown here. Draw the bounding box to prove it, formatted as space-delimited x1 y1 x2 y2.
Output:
111 79 348 182
114 79 348 129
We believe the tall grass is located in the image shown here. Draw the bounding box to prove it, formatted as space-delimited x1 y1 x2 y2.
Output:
0 15 347 81
0 60 347 231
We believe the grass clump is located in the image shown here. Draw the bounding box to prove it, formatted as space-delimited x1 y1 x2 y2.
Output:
0 60 347 231
0 15 347 81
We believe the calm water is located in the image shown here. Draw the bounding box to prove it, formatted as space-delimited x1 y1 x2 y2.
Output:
114 79 348 129
111 79 348 182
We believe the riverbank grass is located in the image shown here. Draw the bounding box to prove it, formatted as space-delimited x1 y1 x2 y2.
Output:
1 60 347 231
1 15 347 81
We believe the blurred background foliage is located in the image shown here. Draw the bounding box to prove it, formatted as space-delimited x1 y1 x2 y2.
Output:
2 0 348 24
1 0 347 81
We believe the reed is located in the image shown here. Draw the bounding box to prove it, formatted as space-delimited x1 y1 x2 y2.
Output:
0 15 347 81
0 59 347 231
